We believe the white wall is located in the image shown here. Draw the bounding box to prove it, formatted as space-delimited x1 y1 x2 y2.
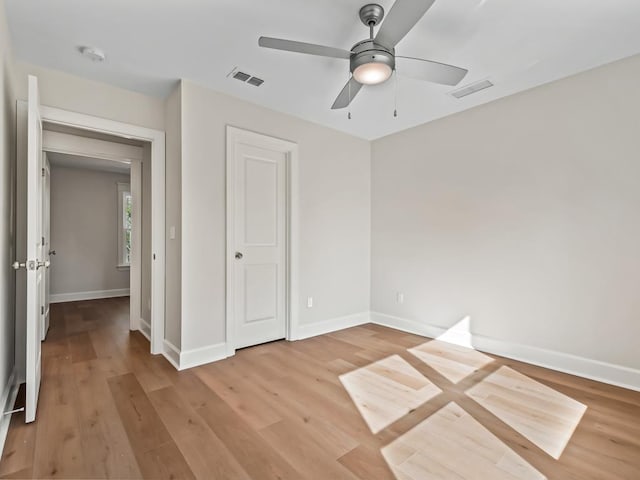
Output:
164 85 181 347
13 62 164 130
0 0 16 410
371 54 640 371
140 144 152 323
49 166 130 297
179 80 371 352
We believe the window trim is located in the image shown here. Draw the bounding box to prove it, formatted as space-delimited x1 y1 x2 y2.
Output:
117 182 132 269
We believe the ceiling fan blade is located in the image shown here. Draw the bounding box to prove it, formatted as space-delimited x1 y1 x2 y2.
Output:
396 56 468 86
375 0 436 49
259 37 351 59
331 78 363 109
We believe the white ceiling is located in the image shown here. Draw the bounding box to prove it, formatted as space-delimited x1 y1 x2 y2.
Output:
6 0 640 139
48 152 131 175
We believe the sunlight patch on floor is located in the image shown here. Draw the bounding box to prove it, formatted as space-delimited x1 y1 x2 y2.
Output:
381 402 546 480
408 339 494 384
435 316 474 348
466 366 587 459
339 354 441 434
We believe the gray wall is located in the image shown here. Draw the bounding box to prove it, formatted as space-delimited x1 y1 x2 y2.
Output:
50 166 130 296
164 85 181 347
178 80 371 352
140 144 152 323
371 54 640 370
0 0 16 398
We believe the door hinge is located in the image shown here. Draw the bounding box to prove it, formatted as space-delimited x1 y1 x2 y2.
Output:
41 167 45 177
41 306 44 315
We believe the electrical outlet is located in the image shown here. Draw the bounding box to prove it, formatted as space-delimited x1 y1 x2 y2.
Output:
396 292 404 304
307 297 313 308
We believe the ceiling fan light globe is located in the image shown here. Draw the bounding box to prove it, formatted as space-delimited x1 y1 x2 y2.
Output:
353 62 392 85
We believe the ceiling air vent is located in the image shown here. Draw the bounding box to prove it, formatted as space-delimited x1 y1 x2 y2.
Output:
450 79 494 99
247 76 264 87
228 67 265 87
232 71 251 82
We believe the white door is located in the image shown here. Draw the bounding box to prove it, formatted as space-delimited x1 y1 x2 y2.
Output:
232 142 287 349
41 154 51 340
25 75 44 423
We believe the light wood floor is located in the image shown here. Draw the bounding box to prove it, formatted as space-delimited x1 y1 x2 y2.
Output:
1 298 639 479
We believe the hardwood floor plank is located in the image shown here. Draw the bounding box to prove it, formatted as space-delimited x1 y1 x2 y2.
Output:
195 390 305 480
106 373 172 452
72 361 142 479
107 373 194 479
2 297 639 479
148 386 252 480
67 332 98 364
135 442 196 480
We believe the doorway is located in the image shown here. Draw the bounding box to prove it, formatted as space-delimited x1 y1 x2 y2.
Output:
14 76 165 423
225 126 299 354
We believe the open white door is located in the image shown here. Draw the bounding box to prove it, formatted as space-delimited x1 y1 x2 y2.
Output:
24 75 44 423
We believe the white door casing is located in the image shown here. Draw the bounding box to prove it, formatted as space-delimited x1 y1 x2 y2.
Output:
226 126 299 354
25 75 44 423
38 105 166 355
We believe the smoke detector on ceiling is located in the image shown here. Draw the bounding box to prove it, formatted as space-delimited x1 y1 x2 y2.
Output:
78 46 106 62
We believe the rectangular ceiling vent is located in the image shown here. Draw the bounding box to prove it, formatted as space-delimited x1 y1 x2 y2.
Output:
228 67 264 87
247 76 264 87
232 71 251 82
450 79 494 99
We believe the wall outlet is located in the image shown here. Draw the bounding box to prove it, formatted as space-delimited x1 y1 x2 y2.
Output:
307 297 313 308
396 292 404 304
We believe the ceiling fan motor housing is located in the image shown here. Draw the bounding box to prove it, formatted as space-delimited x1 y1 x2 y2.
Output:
350 39 395 75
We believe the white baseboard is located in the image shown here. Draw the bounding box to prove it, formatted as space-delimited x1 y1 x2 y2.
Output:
50 288 130 303
180 343 228 370
162 340 181 370
0 368 20 457
139 318 151 341
370 311 640 392
161 341 229 371
291 311 370 341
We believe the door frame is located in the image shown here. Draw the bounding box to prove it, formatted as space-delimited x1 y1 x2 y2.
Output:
225 126 299 356
16 103 166 362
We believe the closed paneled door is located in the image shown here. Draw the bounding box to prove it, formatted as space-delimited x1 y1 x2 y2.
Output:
232 142 287 349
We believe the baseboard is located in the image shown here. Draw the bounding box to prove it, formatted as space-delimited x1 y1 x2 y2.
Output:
179 342 228 370
370 311 640 392
139 318 151 341
50 288 130 303
292 311 370 341
0 368 20 457
162 340 181 370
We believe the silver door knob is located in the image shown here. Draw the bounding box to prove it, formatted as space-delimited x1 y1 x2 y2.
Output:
12 261 25 270
235 252 243 259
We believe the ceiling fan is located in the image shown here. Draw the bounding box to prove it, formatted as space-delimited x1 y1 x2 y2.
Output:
258 0 468 110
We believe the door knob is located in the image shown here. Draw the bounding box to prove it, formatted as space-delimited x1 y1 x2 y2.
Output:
235 252 243 260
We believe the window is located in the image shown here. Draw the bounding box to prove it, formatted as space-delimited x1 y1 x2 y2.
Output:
117 183 132 268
